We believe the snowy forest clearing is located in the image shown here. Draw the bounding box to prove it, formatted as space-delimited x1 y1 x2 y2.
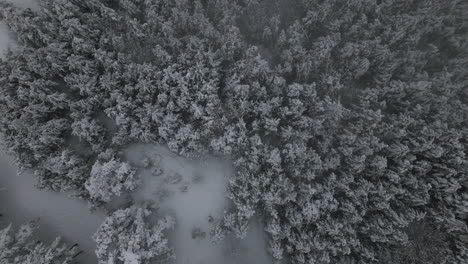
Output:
0 119 274 264
1 142 274 264
125 144 273 264
0 148 106 263
0 23 12 56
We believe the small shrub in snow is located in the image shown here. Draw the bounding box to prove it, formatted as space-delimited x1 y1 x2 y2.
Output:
151 154 162 166
191 227 206 240
179 181 189 193
140 157 151 168
207 215 214 223
151 165 164 177
166 172 182 184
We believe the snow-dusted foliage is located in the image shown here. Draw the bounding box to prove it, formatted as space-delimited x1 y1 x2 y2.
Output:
85 158 138 203
0 0 467 263
0 222 79 264
93 204 174 264
36 149 90 192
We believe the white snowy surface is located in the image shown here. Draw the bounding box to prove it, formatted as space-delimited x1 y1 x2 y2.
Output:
0 23 15 59
122 251 140 264
0 150 106 263
125 144 273 264
0 140 273 264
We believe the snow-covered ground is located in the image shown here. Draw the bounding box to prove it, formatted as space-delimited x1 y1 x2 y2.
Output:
0 141 274 264
0 150 106 263
0 23 15 59
125 144 273 264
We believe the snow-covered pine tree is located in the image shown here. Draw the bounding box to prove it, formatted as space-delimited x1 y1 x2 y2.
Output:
93 204 174 264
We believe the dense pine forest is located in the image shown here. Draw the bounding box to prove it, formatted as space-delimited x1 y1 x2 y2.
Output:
0 0 467 263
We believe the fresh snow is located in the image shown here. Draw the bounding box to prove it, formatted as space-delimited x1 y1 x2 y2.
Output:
0 141 274 264
125 144 273 264
122 251 140 264
0 23 15 59
0 149 106 263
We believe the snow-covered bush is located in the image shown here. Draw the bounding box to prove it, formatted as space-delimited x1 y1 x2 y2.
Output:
93 204 174 264
85 158 138 203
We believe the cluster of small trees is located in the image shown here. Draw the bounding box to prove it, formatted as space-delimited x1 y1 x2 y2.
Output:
0 0 467 263
0 221 80 263
85 157 137 203
93 204 174 264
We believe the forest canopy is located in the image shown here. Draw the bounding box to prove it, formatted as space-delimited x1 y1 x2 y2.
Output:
0 0 467 263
